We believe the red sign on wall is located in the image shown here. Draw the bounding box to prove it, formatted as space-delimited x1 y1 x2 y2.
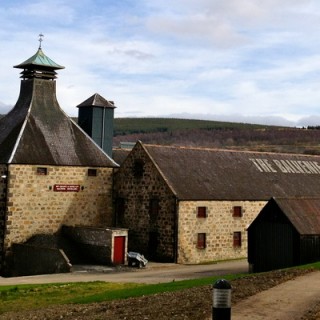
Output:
53 184 80 192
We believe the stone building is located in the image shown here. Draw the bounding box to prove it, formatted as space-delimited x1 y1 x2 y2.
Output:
3 43 320 274
0 45 120 275
113 141 320 264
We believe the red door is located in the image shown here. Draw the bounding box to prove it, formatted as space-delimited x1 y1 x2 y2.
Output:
113 236 125 264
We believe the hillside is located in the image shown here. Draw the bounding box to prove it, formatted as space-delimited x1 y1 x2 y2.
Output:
113 117 271 135
2 115 320 154
113 118 320 155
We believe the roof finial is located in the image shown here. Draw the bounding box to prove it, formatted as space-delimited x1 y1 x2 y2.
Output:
38 33 44 49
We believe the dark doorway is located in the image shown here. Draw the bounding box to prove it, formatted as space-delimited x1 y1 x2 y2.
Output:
148 232 158 259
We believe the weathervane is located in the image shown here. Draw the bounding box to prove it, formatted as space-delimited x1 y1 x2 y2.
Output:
38 33 44 49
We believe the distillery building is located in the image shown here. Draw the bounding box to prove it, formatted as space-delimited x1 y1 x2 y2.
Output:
0 44 125 276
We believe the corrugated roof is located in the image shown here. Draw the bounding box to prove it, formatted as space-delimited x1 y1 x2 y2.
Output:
140 142 320 200
273 197 320 235
76 93 116 109
0 79 118 167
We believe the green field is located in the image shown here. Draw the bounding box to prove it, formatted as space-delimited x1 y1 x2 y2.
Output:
0 262 319 314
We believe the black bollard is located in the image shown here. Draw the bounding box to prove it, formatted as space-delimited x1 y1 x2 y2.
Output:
212 279 232 320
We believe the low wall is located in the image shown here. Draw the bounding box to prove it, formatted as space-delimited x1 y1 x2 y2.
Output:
10 243 71 277
62 226 128 265
63 226 112 264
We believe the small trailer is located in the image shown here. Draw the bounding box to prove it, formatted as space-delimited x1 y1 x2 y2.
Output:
127 251 148 268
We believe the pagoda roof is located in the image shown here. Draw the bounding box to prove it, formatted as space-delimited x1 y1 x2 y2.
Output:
76 93 116 109
14 48 65 70
0 45 117 167
0 79 118 167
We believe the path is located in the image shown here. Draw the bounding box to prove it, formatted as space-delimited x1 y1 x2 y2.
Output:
231 271 320 320
0 259 248 285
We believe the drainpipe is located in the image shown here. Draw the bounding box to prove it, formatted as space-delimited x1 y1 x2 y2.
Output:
173 197 179 263
0 164 9 274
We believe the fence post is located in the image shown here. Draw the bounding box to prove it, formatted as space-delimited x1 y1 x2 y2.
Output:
212 279 232 320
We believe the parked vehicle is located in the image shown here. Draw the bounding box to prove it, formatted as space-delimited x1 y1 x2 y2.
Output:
127 251 148 268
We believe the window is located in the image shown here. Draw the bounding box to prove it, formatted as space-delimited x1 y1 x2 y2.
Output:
115 197 125 226
233 232 242 247
133 159 144 178
88 169 97 176
233 206 243 217
36 167 47 175
197 206 207 218
149 198 160 221
197 233 206 249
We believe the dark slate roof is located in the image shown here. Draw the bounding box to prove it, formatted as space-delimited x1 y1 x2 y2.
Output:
139 142 320 201
112 148 131 165
271 197 320 235
76 93 116 109
0 79 118 167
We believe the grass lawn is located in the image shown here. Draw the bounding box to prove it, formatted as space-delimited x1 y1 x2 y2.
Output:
0 262 319 314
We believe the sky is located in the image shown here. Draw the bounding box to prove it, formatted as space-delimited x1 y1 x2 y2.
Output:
1 0 320 127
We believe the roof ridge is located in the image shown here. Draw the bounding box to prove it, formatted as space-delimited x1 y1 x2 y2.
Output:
142 143 320 157
8 103 32 163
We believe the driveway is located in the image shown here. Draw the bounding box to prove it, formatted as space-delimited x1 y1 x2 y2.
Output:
0 259 248 285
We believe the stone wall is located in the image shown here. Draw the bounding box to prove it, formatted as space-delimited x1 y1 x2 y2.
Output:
114 143 176 262
177 200 266 264
0 164 7 265
4 164 113 252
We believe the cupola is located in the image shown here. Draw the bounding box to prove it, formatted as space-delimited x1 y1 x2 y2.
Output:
14 35 64 80
0 37 118 168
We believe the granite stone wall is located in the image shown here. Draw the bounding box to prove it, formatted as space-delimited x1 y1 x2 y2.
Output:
177 200 266 264
114 143 176 262
3 164 113 253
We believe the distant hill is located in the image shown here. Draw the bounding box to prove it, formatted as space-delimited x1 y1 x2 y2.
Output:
113 117 273 135
113 118 320 155
2 115 320 154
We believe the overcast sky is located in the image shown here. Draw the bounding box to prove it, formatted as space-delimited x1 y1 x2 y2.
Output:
1 0 320 126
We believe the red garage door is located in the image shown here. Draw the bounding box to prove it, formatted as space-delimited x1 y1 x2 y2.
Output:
113 236 125 264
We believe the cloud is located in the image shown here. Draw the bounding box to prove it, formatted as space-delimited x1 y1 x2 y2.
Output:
297 115 320 127
143 0 320 55
146 13 249 48
1 0 320 127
